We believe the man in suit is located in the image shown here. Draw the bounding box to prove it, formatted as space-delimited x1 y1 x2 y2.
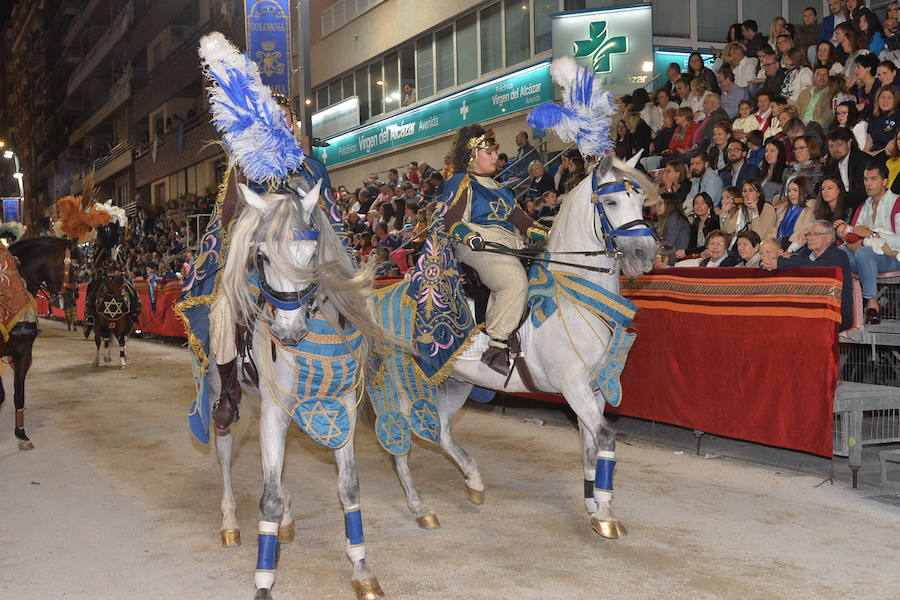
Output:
817 0 848 45
662 63 682 99
796 65 836 129
720 140 760 189
759 47 787 99
822 127 869 214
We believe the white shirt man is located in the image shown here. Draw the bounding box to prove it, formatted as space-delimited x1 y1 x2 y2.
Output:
729 46 759 89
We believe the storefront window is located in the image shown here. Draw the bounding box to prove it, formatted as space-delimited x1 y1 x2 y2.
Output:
481 2 502 74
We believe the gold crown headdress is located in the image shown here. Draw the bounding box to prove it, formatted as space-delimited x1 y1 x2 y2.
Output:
467 130 498 170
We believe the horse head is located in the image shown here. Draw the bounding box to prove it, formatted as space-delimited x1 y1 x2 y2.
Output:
238 180 322 347
587 153 658 279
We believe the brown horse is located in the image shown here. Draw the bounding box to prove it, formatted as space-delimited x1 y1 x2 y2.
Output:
91 270 141 369
0 316 39 450
9 236 81 297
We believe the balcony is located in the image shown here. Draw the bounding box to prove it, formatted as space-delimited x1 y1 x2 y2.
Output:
68 64 134 147
70 137 137 195
134 118 222 188
66 1 134 98
62 0 103 49
132 28 208 121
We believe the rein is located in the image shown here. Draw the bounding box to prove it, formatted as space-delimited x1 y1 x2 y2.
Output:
591 178 657 254
481 243 614 274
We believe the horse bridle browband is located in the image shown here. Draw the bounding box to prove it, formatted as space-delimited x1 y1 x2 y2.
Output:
591 176 658 255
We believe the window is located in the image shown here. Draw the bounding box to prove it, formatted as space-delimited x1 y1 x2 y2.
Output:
753 0 785 43
400 45 416 101
505 0 531 67
317 87 329 111
652 0 689 39
355 67 369 122
481 2 502 74
457 12 478 85
788 0 813 26
369 61 383 117
328 80 342 106
342 75 354 100
697 0 737 43
435 26 455 92
153 182 166 206
416 35 434 99
533 0 555 54
383 52 399 109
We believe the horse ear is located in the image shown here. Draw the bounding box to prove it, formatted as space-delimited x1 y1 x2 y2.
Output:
597 152 615 175
238 183 274 217
300 180 322 215
626 149 644 168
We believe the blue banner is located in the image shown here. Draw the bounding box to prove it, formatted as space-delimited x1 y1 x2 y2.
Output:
245 0 292 98
2 198 19 223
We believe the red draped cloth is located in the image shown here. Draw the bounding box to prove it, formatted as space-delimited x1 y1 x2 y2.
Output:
518 268 842 457
36 279 189 338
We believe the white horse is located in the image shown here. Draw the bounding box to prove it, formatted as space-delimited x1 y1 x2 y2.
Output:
219 178 390 600
377 153 657 538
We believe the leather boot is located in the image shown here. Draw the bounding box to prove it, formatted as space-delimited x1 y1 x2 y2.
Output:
212 359 242 431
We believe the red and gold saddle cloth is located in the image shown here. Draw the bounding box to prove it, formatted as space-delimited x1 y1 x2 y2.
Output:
0 245 36 341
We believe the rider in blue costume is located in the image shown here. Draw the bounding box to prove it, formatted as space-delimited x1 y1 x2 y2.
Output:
443 124 548 376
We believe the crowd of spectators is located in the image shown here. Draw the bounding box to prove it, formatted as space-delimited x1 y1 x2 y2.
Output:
628 1 900 326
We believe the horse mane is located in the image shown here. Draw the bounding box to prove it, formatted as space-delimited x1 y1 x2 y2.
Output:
221 187 390 357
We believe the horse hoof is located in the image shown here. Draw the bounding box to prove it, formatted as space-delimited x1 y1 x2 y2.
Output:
352 577 384 600
220 528 241 547
91 361 99 367
104 356 111 363
254 589 273 600
119 364 127 370
465 484 485 505
18 439 34 451
591 518 627 539
277 523 294 543
416 514 441 529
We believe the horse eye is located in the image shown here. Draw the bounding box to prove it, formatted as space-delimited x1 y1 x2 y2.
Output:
606 200 617 207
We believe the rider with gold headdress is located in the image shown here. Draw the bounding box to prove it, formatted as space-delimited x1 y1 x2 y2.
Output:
443 124 548 376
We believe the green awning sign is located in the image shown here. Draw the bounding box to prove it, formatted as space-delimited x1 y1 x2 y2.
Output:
313 62 553 168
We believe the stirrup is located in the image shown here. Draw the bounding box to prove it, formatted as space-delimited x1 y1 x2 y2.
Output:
481 345 510 377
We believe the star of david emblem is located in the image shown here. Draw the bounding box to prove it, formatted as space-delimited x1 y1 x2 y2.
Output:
379 412 407 448
413 401 439 440
488 195 510 221
298 399 344 445
100 296 126 320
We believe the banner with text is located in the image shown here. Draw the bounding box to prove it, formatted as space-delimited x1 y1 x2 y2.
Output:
312 62 553 168
551 4 653 96
2 198 20 223
245 0 292 97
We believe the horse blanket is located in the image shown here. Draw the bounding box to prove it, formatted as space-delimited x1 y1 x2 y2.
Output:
0 245 36 341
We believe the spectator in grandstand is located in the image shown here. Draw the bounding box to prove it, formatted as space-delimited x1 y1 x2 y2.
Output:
562 153 586 194
760 47 788 96
694 94 730 149
784 135 824 194
824 127 870 212
661 107 698 165
814 41 844 77
732 98 760 141
625 111 653 157
699 230 734 266
777 176 817 250
837 24 869 84
795 6 820 56
852 52 881 119
373 222 400 251
831 99 868 149
819 0 849 46
724 181 777 242
649 108 677 157
734 230 762 267
634 87 661 132
781 48 814 102
442 152 454 180
496 153 510 182
859 9 886 55
653 242 678 269
680 192 721 258
656 192 691 253
727 23 744 44
769 16 791 49
759 138 789 205
746 130 766 167
673 77 692 109
835 162 900 324
687 52 719 94
511 130 539 181
402 83 416 107
661 63 682 99
762 220 853 331
729 44 759 89
865 85 900 154
742 19 767 56
717 68 749 119
754 88 780 137
526 160 556 200
721 139 761 189
797 64 837 128
814 175 853 224
877 60 900 90
660 160 691 209
687 152 723 214
708 121 733 171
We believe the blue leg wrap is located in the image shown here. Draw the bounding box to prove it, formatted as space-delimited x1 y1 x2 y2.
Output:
256 530 277 571
345 509 364 546
594 457 615 493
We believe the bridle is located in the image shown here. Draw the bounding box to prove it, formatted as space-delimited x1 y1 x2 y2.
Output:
591 175 658 256
255 228 320 312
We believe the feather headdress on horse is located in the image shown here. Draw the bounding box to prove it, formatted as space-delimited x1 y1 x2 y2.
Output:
54 171 114 241
198 31 305 188
527 56 617 158
0 221 26 245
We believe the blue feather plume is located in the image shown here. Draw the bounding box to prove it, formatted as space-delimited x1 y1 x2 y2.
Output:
527 57 615 158
199 32 305 187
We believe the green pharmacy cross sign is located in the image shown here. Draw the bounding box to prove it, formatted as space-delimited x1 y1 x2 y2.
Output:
572 21 627 73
